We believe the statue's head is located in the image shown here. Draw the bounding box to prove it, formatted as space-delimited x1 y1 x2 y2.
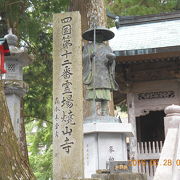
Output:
96 32 104 43
82 27 114 42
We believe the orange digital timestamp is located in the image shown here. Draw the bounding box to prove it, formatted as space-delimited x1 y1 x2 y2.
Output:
128 159 180 167
128 160 158 166
163 159 180 166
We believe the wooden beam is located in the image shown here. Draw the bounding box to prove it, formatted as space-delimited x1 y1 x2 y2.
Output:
115 51 180 64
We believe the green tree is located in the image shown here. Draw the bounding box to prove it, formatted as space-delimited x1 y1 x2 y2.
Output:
105 0 177 27
175 0 180 9
22 1 70 179
105 0 176 16
0 0 69 179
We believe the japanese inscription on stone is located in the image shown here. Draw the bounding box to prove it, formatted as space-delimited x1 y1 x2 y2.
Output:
109 145 115 161
53 12 83 180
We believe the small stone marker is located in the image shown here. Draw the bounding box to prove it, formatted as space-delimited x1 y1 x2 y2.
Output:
109 161 132 174
53 12 83 180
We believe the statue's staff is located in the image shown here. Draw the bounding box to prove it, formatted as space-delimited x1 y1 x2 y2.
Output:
92 23 96 115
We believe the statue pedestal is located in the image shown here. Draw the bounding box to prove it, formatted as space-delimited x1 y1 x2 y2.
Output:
83 118 134 178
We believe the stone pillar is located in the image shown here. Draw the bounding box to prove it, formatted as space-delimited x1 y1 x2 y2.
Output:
164 104 180 180
4 81 28 138
154 128 178 180
53 12 84 180
2 32 32 140
154 104 180 180
164 104 180 135
127 93 138 172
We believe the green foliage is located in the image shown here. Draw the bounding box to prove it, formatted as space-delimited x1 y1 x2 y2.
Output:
0 0 69 179
22 1 69 179
175 0 180 9
105 0 177 27
26 119 53 179
105 0 176 16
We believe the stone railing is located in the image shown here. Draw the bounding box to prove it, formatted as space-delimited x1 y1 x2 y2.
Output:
154 105 180 180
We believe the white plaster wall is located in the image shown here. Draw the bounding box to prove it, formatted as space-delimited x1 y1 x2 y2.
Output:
129 80 180 117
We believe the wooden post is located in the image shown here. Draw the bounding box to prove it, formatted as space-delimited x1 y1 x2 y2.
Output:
53 12 84 179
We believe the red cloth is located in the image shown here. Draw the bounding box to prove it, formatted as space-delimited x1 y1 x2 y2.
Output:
0 46 9 74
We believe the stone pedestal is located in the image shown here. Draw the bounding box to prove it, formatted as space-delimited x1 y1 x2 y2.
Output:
92 173 147 180
83 118 133 178
65 179 99 180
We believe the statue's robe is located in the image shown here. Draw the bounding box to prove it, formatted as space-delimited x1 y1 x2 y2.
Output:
83 42 118 101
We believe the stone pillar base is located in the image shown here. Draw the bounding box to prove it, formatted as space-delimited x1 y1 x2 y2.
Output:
84 121 133 178
92 173 147 180
64 179 100 180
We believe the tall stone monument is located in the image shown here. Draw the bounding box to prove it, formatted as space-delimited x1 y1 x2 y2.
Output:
2 31 31 140
53 12 84 180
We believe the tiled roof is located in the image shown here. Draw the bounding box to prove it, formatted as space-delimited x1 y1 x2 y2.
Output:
109 19 180 53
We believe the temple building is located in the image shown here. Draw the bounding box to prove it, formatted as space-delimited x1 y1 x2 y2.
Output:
109 11 180 179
